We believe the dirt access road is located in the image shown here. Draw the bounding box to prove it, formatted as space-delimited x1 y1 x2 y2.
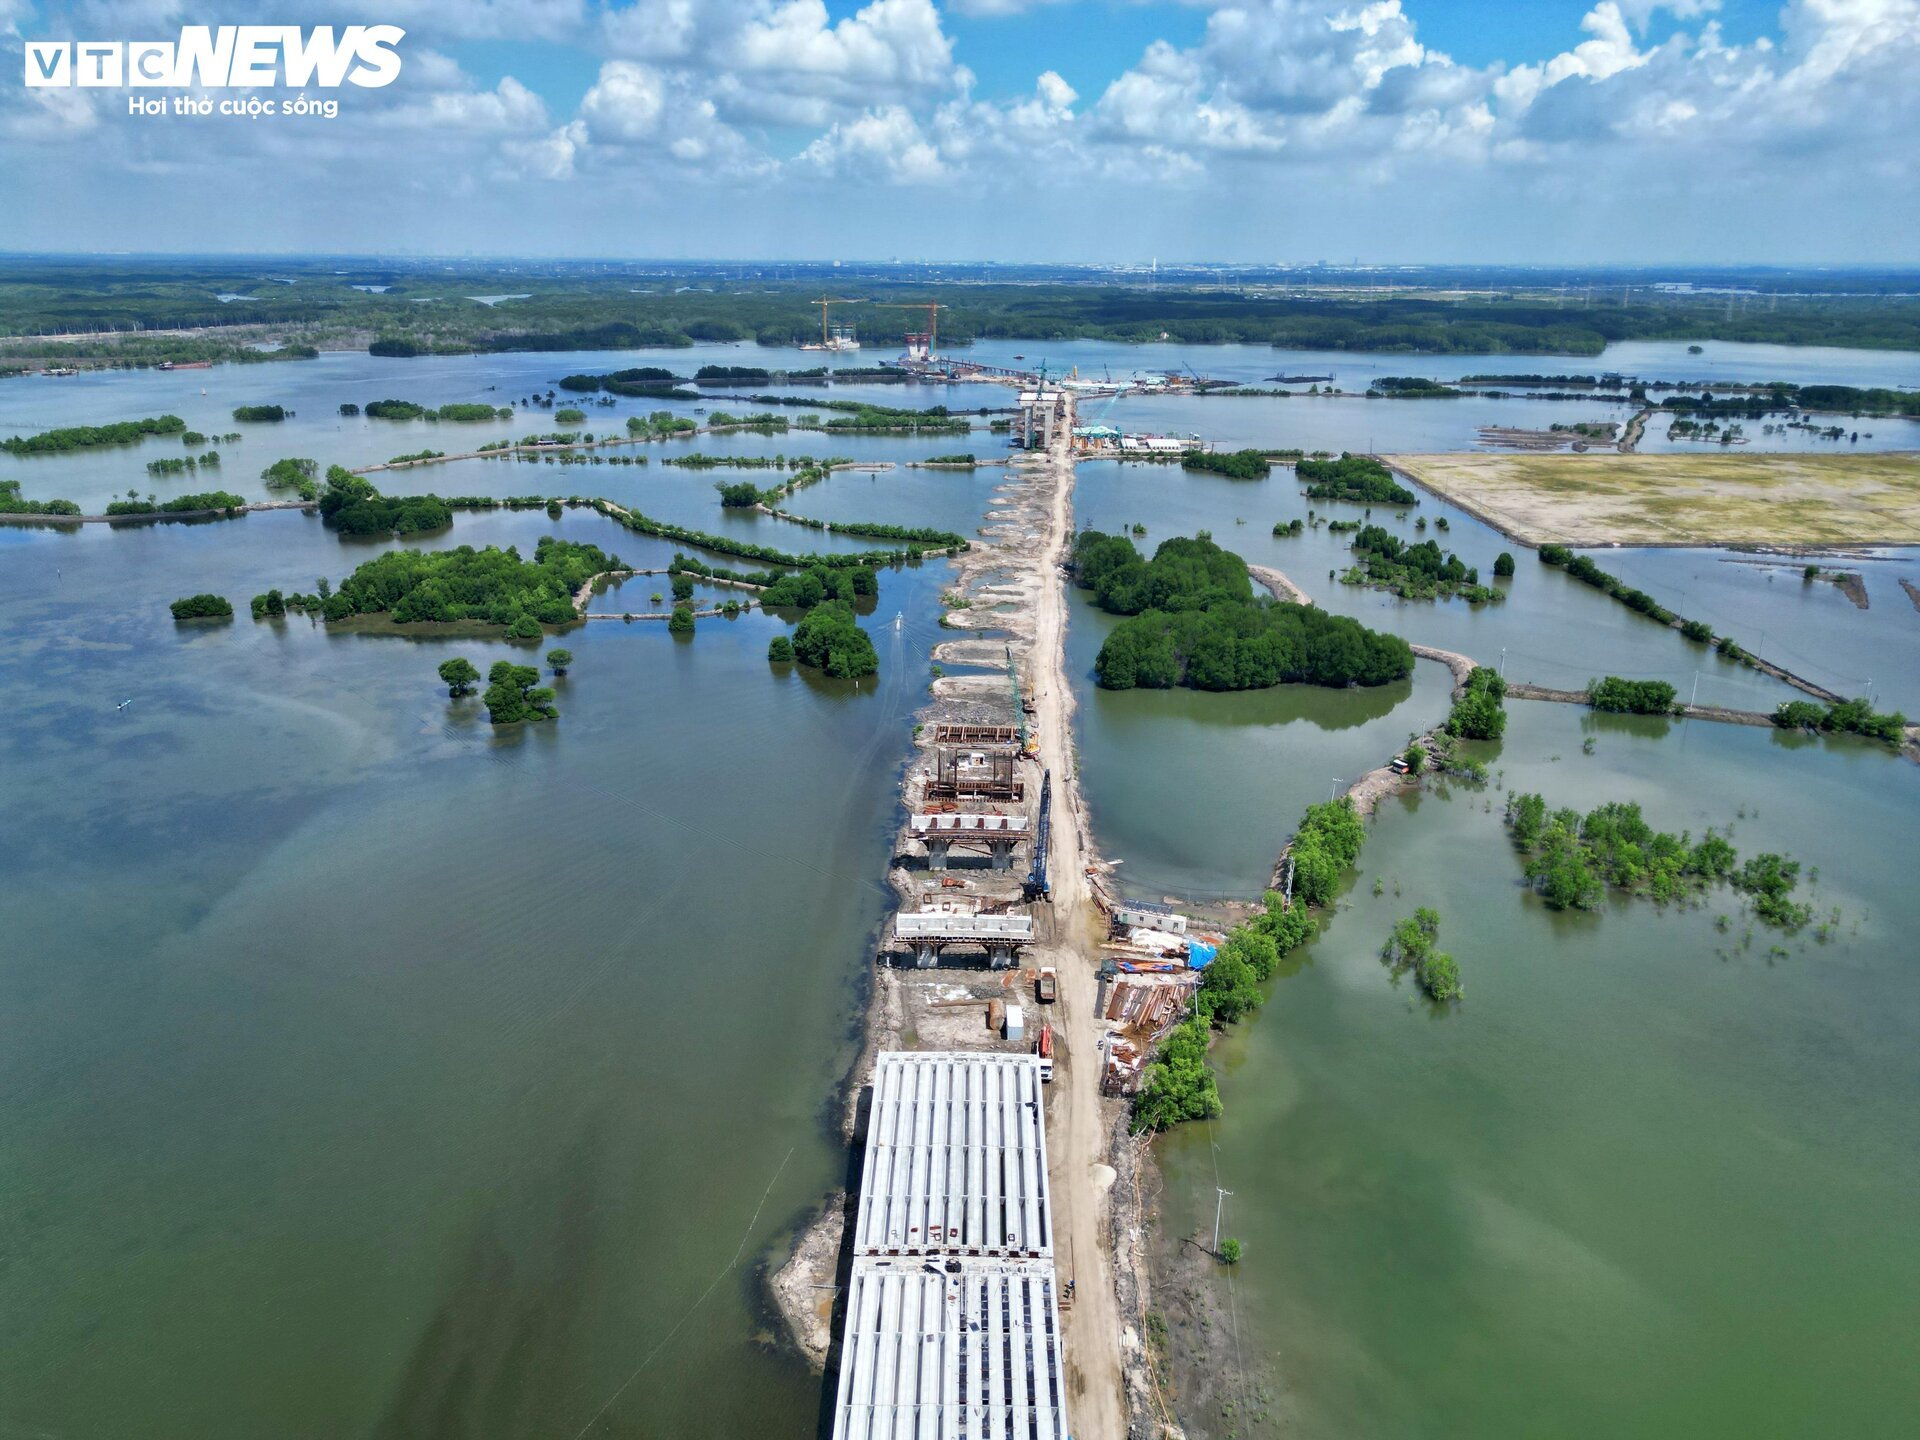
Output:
1021 396 1131 1439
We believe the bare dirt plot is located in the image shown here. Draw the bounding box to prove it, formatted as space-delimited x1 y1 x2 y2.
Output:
1388 451 1920 547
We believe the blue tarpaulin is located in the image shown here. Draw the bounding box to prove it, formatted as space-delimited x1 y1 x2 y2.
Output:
1186 939 1217 969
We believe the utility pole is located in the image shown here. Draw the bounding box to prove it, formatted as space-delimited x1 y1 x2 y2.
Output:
1690 671 1700 709
1499 647 1507 677
1213 1187 1234 1255
1329 777 1342 802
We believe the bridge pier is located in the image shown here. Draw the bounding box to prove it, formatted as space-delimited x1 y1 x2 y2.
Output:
912 941 942 968
988 838 1017 871
987 943 1017 970
925 837 952 872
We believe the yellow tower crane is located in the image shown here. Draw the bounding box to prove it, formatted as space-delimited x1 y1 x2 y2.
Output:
812 297 865 348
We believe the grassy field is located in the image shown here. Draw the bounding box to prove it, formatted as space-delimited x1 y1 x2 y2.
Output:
1388 451 1920 547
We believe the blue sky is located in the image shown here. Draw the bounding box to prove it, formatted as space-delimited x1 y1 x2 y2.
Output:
3 1 1917 262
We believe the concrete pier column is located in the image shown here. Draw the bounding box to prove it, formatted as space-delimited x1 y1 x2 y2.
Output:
926 837 951 872
988 839 1016 871
914 941 940 968
987 944 1014 970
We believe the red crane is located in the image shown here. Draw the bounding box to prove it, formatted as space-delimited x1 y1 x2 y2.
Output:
877 301 946 359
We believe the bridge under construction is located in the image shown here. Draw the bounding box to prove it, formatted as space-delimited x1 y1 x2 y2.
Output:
828 1051 1069 1440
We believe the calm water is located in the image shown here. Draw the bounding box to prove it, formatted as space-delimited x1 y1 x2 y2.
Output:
1146 702 1920 1438
0 498 953 1437
1064 450 1920 1438
6 337 1916 514
0 347 1011 515
4 342 1918 1439
1072 459 1849 711
1065 584 1456 899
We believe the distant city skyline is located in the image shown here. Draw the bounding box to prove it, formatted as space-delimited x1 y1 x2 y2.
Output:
3 1 1915 263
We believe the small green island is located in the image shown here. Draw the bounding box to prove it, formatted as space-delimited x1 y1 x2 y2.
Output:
790 600 879 678
1381 908 1463 1001
3 415 186 455
1446 666 1509 739
1074 530 1413 690
1341 524 1501 603
483 662 557 724
169 593 233 621
318 468 452 537
1297 453 1417 505
364 399 514 422
1505 792 1810 928
107 490 245 518
1181 449 1272 480
320 534 618 628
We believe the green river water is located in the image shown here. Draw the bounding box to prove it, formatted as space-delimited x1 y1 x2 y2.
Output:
1065 458 1920 1439
3 347 1917 1438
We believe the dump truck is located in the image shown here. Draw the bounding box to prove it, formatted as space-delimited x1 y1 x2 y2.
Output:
1035 966 1058 1003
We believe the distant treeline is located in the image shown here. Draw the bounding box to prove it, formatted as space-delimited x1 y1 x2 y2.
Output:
1659 383 1920 418
9 260 1920 357
1461 373 1612 386
801 401 969 434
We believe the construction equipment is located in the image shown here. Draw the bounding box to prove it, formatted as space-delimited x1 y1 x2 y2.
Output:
878 302 946 361
1024 769 1053 903
1005 645 1034 753
1035 967 1057 1003
807 297 864 351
